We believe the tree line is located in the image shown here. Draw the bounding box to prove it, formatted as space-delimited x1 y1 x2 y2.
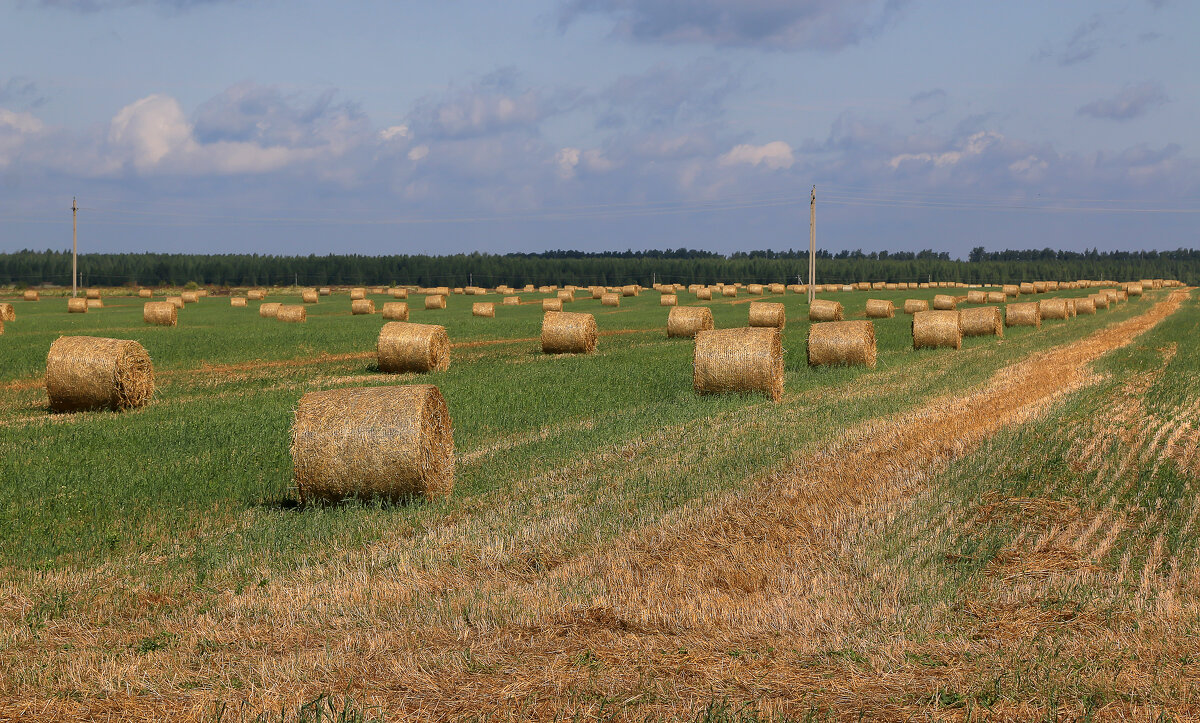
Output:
0 247 1196 288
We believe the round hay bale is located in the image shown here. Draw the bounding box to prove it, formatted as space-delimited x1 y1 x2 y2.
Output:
85 289 101 300
748 301 786 329
748 284 764 295
277 305 306 323
370 287 385 295
162 296 181 309
302 289 319 304
290 384 454 503
722 286 737 298
1005 302 1041 327
502 296 520 306
453 288 464 295
352 299 376 315
259 302 282 318
932 294 956 310
86 298 103 309
472 302 495 318
247 289 265 301
885 283 898 291
696 287 712 300
1019 282 1035 295
1001 285 1019 297
143 302 177 326
137 288 152 299
0 319 3 334
378 322 450 373
589 286 605 299
660 294 677 307
557 290 574 304
601 293 620 307
319 287 332 296
231 297 247 307
0 303 14 322
865 299 894 319
1090 293 1110 310
903 299 929 314
45 336 155 412
1033 281 1048 293
391 288 409 299
350 288 366 300
621 285 638 297
768 283 785 294
68 297 88 314
1040 298 1069 320
809 299 843 322
541 311 597 354
382 302 409 321
542 298 563 312
23 290 40 301
1103 289 1120 304
424 295 446 310
181 291 199 304
667 306 713 338
1075 298 1096 315
1066 299 1077 317
960 306 1003 337
966 290 986 304
986 291 1006 303
912 310 962 350
693 327 783 402
1127 284 1143 297
807 320 876 368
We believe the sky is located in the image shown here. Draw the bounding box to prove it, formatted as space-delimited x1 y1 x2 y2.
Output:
0 0 1197 258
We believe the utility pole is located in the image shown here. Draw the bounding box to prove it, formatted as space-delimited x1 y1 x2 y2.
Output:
71 197 78 298
807 185 816 304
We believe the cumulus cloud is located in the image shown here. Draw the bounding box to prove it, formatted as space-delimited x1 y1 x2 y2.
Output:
192 82 366 151
1077 82 1169 121
719 141 794 169
558 0 909 50
407 68 580 140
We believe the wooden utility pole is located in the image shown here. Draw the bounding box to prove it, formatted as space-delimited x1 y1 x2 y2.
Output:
807 186 816 304
71 197 78 298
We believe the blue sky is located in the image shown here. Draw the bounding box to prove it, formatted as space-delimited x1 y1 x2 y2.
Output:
0 0 1196 257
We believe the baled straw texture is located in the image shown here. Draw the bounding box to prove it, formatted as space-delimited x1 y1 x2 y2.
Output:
722 286 737 298
865 299 894 318
68 298 88 314
167 296 184 309
247 289 265 300
86 298 103 309
557 290 574 303
277 305 306 323
542 298 564 311
1103 289 1120 304
45 336 155 412
351 299 376 315
1091 293 1110 310
748 284 763 295
1040 298 1069 320
231 297 247 307
747 301 786 329
696 287 713 300
986 291 1006 303
181 291 199 304
371 287 385 295
541 311 598 354
660 294 677 306
912 310 962 350
903 299 929 314
966 290 986 304
23 290 39 301
1033 281 1048 293
350 288 366 300
382 302 409 321
667 306 713 338
378 322 450 373
143 302 177 326
302 289 319 304
960 306 1003 337
1075 297 1096 315
932 294 957 310
622 285 638 297
808 299 843 322
591 287 605 299
601 293 620 307
1002 284 1019 297
1019 282 1035 295
424 294 447 310
319 287 332 296
1127 283 1143 297
290 384 454 503
807 320 876 368
260 302 282 318
0 319 3 334
768 283 785 294
472 302 495 318
138 288 152 298
1005 301 1041 327
391 288 409 299
693 327 783 402
86 289 101 300
0 303 14 322
502 296 520 305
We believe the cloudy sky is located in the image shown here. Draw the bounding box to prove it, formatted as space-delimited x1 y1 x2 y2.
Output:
0 0 1196 257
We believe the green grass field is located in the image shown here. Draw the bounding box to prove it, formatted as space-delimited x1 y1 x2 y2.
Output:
1 283 1194 721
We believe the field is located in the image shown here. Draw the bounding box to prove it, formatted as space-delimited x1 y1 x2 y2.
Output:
1 283 1197 721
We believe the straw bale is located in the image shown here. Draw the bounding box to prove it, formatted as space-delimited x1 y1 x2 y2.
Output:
696 287 712 300
1126 283 1143 297
302 289 319 303
1019 283 1035 295
1066 299 1076 317
622 285 639 297
166 296 183 309
1040 298 1069 320
502 296 520 306
748 301 785 329
86 289 101 299
807 320 875 368
350 299 376 315
897 283 909 290
966 290 986 304
1090 293 1109 310
667 306 714 338
290 384 454 503
247 289 265 300
557 290 574 303
541 311 597 354
1075 298 1096 315
86 298 103 309
45 336 154 412
277 305 306 323
768 283 785 294
378 322 450 373
590 286 605 299
722 286 737 298
382 302 409 321
885 283 898 290
0 303 13 322
1005 301 1041 327
912 310 962 350
423 295 446 310
472 302 495 318
902 299 929 315
371 287 385 295
260 302 282 318
693 327 783 402
523 284 535 292
932 294 956 310
138 289 152 298
542 298 563 311
960 306 1003 337
809 299 843 322
747 284 763 295
68 298 87 313
350 288 366 300
655 293 677 308
231 297 247 307
181 291 199 304
319 287 332 296
986 291 1006 303
143 302 177 326
865 299 894 318
841 285 854 292
1103 289 1120 303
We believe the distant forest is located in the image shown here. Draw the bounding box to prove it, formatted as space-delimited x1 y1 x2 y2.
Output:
1 247 1197 287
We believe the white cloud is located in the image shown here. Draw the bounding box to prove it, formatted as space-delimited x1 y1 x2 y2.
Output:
719 141 794 169
887 131 999 169
407 144 429 161
379 124 410 141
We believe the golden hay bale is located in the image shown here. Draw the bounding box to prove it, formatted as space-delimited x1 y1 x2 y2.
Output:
180 291 198 304
260 302 282 318
1126 284 1143 297
453 287 464 295
378 322 450 373
290 384 454 503
807 320 876 368
68 298 88 313
231 297 247 307
932 294 956 310
1075 298 1096 315
0 303 14 322
352 299 376 315
472 302 495 318
45 336 154 412
986 291 1006 303
1019 283 1035 295
138 288 152 299
319 287 332 296
424 295 446 310
302 289 319 304
809 299 843 321
523 284 535 292
693 327 783 402
350 288 366 300
601 293 620 307
277 305 306 323
371 287 385 295
1040 298 1069 320
748 301 786 329
1103 289 1120 303
1090 293 1109 310
912 310 962 350
660 294 677 306
557 290 574 303
23 290 40 301
590 286 605 299
1033 281 1048 293
966 290 986 304
769 283 785 294
502 296 520 306
1005 301 1041 327
391 288 409 299
0 318 3 334
960 306 1003 337
1066 299 1076 317
722 286 737 298
86 298 103 309
822 284 838 293
696 287 712 300
903 299 929 314
865 299 894 319
85 289 101 299
667 306 713 338
542 298 564 311
1047 281 1060 291
382 302 409 321
164 296 183 309
143 302 177 326
542 311 597 354
748 284 764 295
1001 285 1019 297
885 283 898 290
622 285 638 297
247 289 265 300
